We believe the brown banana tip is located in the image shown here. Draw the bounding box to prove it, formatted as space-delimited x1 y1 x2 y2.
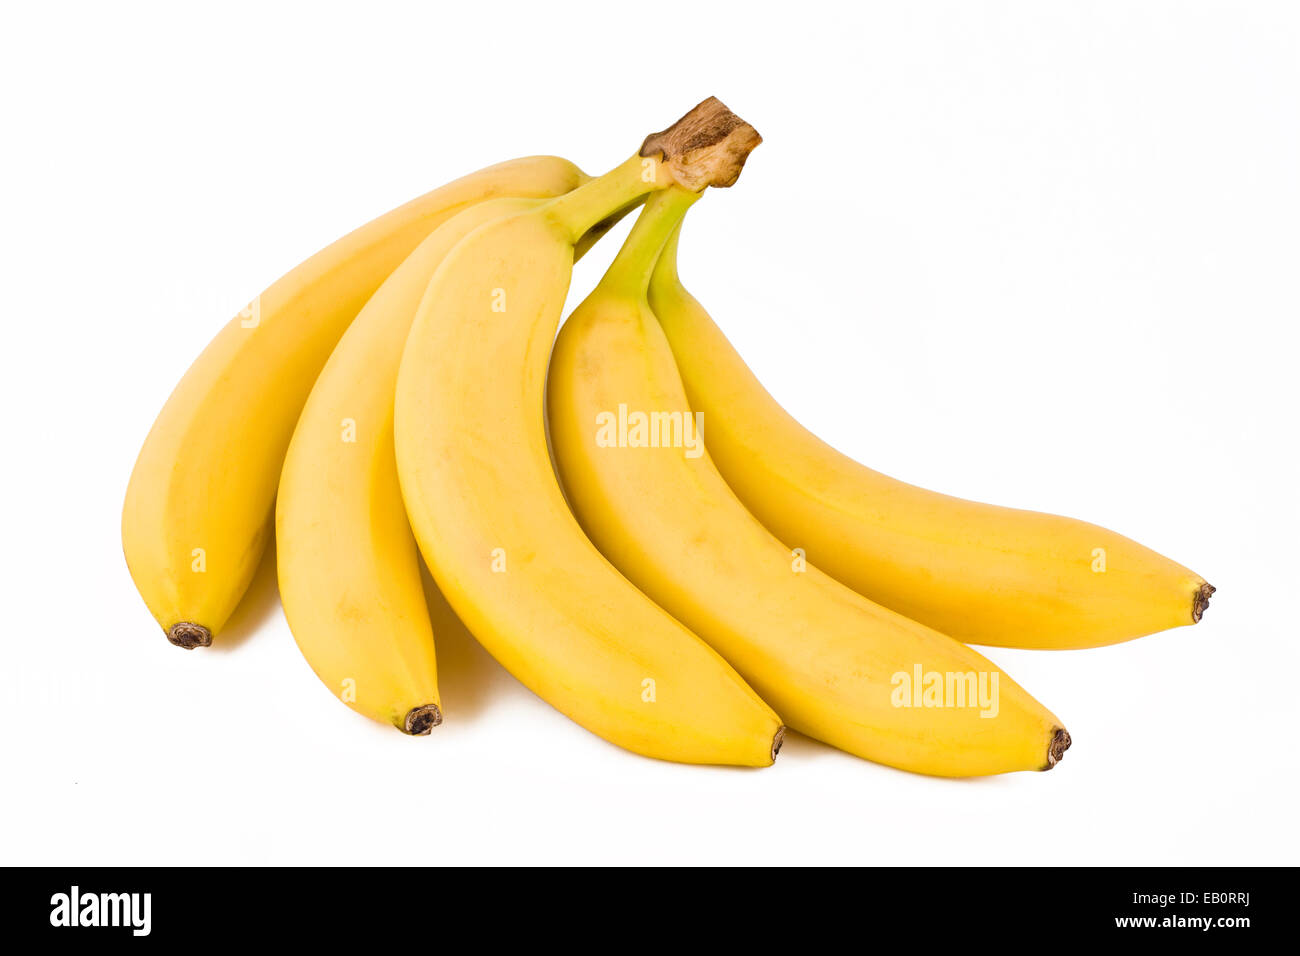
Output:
1043 727 1072 771
403 704 442 736
166 622 212 649
1193 582 1216 623
770 726 787 762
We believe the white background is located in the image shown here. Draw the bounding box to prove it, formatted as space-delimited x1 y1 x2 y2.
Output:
2 1 1296 865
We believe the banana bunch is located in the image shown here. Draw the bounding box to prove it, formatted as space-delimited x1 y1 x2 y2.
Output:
123 97 1213 775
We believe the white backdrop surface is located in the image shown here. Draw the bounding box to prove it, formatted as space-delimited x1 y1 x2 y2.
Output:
1 1 1295 864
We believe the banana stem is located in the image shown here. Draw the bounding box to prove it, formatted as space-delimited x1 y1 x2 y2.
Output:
545 155 665 243
650 218 687 295
574 196 645 262
597 187 700 301
548 96 762 242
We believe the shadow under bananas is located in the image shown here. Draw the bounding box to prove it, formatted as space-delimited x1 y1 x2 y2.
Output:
773 729 1009 785
208 538 281 653
419 564 517 720
420 564 1019 780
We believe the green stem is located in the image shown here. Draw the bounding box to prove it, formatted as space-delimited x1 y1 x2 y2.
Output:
597 186 699 301
545 155 666 243
649 216 687 296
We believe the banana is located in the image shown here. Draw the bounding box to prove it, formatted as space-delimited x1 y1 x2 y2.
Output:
647 228 1213 650
123 156 587 648
277 197 561 734
547 187 1069 776
394 99 783 765
275 177 628 733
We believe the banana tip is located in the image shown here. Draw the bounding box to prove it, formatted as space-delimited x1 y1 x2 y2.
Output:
1193 582 1216 623
1044 727 1072 770
403 704 443 735
166 622 212 649
770 725 787 763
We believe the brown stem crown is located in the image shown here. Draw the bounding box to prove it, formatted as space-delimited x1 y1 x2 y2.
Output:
641 97 762 191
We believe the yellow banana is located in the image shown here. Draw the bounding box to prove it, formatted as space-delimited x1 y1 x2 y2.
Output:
548 188 1069 776
648 226 1213 650
277 196 562 733
394 99 783 765
274 177 627 733
123 156 587 647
